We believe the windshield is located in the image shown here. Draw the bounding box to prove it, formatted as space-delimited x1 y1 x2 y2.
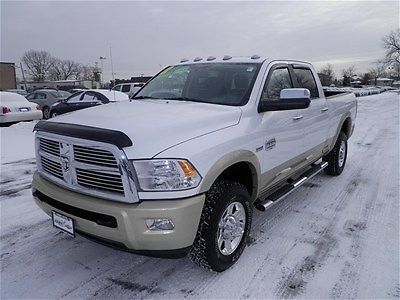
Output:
134 63 261 106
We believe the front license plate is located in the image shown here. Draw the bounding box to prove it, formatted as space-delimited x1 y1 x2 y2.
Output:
52 211 75 237
19 107 29 112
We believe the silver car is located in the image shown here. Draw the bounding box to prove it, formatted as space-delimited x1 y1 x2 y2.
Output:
26 89 71 119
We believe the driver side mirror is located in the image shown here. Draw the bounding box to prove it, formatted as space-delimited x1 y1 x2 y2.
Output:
258 88 311 112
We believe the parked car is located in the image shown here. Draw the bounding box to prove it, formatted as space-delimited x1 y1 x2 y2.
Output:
26 89 71 119
0 92 42 126
112 82 145 97
49 89 129 118
32 56 356 272
5 89 29 97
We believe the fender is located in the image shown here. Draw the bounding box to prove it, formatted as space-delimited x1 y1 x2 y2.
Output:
325 113 352 154
198 150 261 202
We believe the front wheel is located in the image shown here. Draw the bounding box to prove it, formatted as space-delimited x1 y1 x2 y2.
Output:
323 131 348 176
189 180 252 272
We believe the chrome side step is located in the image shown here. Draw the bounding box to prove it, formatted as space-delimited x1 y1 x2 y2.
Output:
254 161 328 211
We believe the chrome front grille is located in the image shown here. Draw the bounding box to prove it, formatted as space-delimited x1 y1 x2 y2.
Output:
35 133 138 203
40 138 60 156
73 145 118 168
76 168 124 194
41 156 63 179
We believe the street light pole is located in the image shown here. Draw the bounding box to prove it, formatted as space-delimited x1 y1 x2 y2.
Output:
109 47 115 86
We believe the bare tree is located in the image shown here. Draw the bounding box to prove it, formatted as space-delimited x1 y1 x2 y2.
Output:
49 59 81 80
369 62 387 85
319 64 335 86
22 50 55 81
341 65 356 86
76 65 95 80
382 29 400 66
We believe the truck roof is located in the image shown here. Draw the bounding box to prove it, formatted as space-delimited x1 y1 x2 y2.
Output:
176 55 312 66
177 55 267 65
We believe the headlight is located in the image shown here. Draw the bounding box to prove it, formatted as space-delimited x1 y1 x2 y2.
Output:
132 159 201 191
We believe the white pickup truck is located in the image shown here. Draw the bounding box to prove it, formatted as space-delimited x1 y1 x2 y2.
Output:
32 56 356 272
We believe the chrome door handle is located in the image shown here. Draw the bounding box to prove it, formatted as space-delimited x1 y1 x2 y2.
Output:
293 115 303 120
321 107 329 112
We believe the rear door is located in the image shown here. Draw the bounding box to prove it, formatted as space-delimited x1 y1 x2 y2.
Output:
292 64 329 157
258 63 306 189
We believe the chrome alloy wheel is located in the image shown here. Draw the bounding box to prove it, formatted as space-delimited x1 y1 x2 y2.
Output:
338 140 346 167
217 202 246 256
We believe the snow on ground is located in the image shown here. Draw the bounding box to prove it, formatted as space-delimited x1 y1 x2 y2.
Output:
1 92 399 299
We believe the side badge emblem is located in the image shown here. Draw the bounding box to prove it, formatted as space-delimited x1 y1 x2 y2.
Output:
265 138 276 151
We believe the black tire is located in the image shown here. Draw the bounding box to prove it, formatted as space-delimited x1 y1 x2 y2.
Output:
42 106 50 119
323 131 348 176
50 110 58 118
189 180 252 272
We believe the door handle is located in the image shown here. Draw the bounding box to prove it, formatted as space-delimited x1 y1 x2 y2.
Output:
292 115 303 120
321 107 329 112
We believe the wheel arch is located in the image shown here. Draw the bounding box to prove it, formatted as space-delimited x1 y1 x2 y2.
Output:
198 150 261 202
328 113 352 152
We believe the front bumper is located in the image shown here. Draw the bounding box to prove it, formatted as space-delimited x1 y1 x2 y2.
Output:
32 172 205 256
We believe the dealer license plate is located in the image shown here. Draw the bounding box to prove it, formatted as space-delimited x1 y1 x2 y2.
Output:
52 211 75 237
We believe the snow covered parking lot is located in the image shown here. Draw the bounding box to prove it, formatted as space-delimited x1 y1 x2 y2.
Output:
1 92 399 298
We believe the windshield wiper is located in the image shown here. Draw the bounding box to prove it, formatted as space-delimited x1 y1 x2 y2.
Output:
131 95 157 100
162 97 204 103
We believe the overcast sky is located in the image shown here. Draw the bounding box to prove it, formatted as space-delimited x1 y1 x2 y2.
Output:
1 0 398 81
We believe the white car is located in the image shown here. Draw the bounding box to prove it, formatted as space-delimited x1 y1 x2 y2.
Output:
0 92 42 126
112 83 145 97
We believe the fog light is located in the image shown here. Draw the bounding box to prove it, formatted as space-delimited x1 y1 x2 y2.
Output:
146 218 175 231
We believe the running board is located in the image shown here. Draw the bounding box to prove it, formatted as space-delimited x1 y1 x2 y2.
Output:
254 161 328 211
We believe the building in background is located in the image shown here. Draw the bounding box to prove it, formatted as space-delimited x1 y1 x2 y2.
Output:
16 79 100 92
0 62 17 90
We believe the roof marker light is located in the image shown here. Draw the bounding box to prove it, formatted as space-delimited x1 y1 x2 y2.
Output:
207 56 216 61
223 55 232 61
251 54 261 59
194 57 203 62
180 58 189 63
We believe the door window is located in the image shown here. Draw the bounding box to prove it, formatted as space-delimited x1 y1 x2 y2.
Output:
293 68 319 98
261 67 293 101
67 93 83 103
121 84 131 93
80 91 100 102
26 93 36 100
112 85 122 91
36 92 47 99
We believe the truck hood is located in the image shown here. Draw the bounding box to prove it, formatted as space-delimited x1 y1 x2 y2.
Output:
49 99 242 158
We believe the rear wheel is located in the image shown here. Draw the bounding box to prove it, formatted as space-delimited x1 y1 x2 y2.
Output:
42 106 50 119
189 180 252 272
323 131 348 176
50 110 58 118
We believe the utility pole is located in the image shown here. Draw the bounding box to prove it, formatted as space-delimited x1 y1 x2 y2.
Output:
20 62 27 91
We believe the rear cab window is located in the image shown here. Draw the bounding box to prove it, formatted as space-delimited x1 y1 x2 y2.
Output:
292 67 319 98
